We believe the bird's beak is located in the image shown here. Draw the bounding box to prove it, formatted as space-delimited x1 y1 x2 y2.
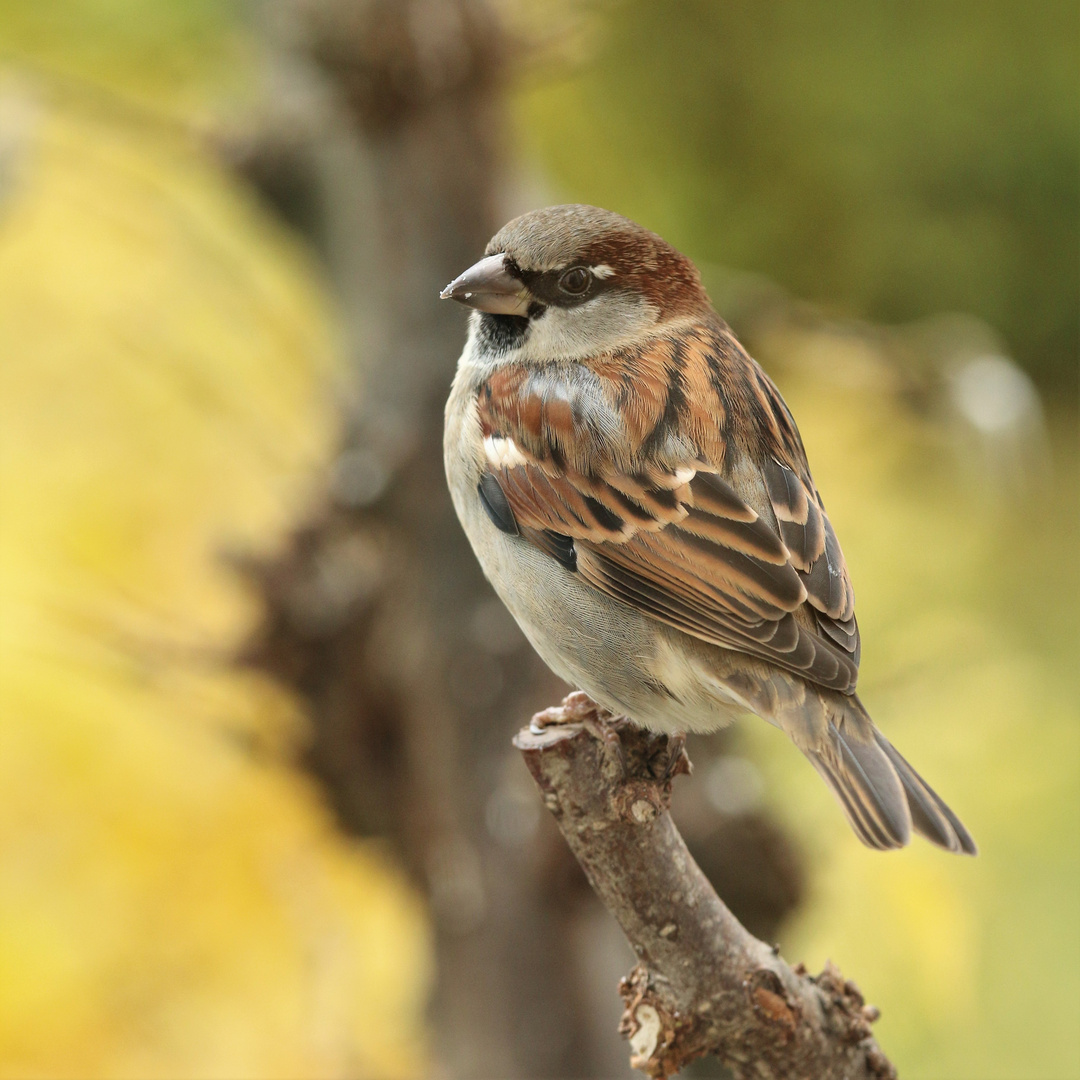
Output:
440 253 531 316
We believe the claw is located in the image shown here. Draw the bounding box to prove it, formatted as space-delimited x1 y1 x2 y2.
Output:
659 733 692 782
529 708 562 735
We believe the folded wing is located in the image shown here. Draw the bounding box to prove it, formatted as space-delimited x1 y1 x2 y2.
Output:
474 326 861 694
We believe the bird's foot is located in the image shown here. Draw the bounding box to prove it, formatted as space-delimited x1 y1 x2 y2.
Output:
530 692 628 779
529 690 603 732
581 713 629 782
657 732 692 782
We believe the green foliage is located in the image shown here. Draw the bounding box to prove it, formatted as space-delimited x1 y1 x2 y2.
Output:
0 0 251 112
518 0 1079 390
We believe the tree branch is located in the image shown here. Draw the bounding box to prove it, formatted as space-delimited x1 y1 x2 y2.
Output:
514 692 897 1080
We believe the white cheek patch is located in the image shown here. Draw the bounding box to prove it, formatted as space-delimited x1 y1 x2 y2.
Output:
591 264 616 279
484 435 529 470
525 293 658 362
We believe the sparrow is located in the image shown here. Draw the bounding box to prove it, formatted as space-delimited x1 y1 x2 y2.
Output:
442 204 975 854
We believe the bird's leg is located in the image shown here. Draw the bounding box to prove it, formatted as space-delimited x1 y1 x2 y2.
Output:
658 732 692 782
581 713 629 783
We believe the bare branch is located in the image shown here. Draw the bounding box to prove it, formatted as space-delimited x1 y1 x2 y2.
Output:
514 693 897 1080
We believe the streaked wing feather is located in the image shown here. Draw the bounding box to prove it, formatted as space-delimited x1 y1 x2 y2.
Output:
581 540 850 689
488 460 860 691
764 458 854 622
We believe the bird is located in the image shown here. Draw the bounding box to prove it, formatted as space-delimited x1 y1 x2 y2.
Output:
441 204 975 854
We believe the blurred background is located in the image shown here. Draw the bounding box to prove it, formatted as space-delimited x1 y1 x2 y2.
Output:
0 1 1076 1078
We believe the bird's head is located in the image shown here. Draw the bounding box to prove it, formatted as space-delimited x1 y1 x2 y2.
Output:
441 205 711 362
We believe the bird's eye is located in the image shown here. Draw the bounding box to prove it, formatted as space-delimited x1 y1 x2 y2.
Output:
558 267 591 296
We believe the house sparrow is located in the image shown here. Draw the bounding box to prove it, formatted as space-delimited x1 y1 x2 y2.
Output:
442 204 975 854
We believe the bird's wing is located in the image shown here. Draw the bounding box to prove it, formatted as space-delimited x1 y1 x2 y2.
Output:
473 322 859 693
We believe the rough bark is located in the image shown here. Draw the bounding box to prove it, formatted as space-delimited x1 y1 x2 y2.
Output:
516 693 897 1080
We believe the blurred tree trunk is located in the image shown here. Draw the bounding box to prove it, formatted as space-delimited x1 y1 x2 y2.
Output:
237 3 611 1074
230 2 804 1076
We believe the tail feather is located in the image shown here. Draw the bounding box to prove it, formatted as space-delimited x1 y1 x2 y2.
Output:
810 751 901 850
805 722 911 851
753 677 975 854
874 733 978 855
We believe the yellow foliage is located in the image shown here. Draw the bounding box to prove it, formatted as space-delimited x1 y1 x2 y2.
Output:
0 94 429 1078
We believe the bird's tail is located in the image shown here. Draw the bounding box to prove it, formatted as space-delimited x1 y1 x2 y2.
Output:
799 695 976 854
872 730 977 854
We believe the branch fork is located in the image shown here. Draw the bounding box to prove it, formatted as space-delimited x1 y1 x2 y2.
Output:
514 693 896 1080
